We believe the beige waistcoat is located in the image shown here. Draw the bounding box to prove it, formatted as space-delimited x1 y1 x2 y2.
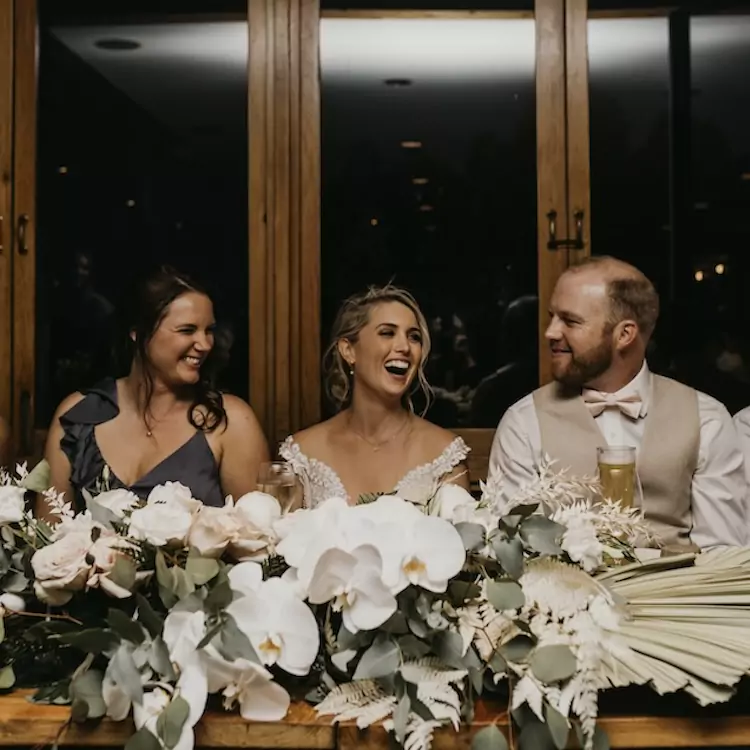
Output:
532 374 700 548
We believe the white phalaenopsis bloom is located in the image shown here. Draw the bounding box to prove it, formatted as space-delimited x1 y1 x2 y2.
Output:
128 482 200 547
429 483 476 523
307 545 397 633
162 605 291 725
226 564 319 676
352 496 466 594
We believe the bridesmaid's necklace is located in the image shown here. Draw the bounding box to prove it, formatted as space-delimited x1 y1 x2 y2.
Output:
348 413 412 452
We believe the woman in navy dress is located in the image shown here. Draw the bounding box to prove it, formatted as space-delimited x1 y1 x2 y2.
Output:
39 266 269 518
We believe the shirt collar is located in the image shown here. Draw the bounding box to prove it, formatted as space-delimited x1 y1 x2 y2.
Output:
583 361 651 418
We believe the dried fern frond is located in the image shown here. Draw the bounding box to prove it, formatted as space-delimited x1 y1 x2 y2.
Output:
315 679 397 728
400 657 467 686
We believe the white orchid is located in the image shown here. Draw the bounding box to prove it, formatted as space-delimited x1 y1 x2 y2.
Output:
227 572 319 676
306 545 397 633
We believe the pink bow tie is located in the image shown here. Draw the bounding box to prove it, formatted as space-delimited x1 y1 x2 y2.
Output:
582 391 642 419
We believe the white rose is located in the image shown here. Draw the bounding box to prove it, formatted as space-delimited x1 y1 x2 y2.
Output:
147 482 201 513
0 486 26 525
129 502 194 548
31 531 92 605
93 489 140 519
0 593 25 613
188 505 244 558
228 492 281 561
431 483 476 522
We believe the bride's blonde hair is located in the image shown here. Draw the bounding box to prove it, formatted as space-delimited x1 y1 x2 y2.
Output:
323 284 433 414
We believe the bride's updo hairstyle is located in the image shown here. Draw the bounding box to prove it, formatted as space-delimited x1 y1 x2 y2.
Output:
323 284 432 414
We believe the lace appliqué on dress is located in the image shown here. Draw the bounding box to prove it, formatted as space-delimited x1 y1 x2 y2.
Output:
279 435 470 509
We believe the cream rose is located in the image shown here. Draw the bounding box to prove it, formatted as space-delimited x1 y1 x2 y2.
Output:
87 535 136 598
31 531 92 605
0 485 26 525
128 501 194 548
228 492 281 562
188 505 244 558
147 482 201 513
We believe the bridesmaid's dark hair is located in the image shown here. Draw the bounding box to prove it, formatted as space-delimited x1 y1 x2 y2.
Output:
118 266 228 432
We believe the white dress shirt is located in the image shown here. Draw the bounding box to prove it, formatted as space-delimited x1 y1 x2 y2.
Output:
733 406 750 488
489 362 748 548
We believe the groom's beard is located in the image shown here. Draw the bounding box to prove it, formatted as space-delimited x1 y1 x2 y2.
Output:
553 337 614 390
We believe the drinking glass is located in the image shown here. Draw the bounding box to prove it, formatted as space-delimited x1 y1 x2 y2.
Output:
597 445 640 508
257 461 303 513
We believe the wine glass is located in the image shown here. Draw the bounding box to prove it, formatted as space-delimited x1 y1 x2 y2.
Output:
257 461 303 513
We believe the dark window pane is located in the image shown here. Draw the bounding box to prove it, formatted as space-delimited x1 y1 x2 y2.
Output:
321 12 538 428
36 5 249 424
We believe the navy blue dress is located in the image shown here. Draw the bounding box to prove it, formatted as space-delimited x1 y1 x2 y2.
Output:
59 378 224 508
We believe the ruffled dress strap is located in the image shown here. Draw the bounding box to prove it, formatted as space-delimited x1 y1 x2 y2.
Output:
395 436 470 495
59 378 120 502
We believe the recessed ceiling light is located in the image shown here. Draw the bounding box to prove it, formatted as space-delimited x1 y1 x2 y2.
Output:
95 38 141 51
401 141 422 149
412 177 429 185
126 199 136 208
419 204 434 212
694 270 704 282
384 78 412 87
370 218 379 226
58 166 68 175
715 263 725 275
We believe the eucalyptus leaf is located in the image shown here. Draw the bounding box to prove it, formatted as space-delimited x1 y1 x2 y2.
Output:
156 552 178 609
500 515 523 532
544 703 570 750
492 537 524 580
486 580 525 611
21 459 51 492
353 636 400 680
519 516 564 556
148 636 177 682
85 495 119 529
124 727 163 750
405 682 435 722
432 630 466 670
500 635 534 664
110 645 144 704
58 628 120 655
489 652 507 675
529 645 577 684
108 556 137 593
1 571 28 593
108 608 146 645
469 666 484 694
0 665 15 690
519 720 555 750
448 580 482 604
462 645 482 671
135 594 164 639
407 618 429 638
381 611 409 635
196 619 225 650
472 725 508 750
337 623 359 651
331 649 357 672
70 669 106 720
0 547 10 577
156 695 190 750
455 522 486 552
204 574 232 614
393 693 410 745
575 723 610 750
29 681 70 705
397 634 430 659
186 554 220 587
218 614 259 663
171 566 195 600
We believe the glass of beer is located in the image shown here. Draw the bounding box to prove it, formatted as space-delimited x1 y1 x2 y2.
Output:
597 446 637 508
257 461 303 513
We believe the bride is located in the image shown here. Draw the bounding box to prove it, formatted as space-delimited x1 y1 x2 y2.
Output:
281 285 470 507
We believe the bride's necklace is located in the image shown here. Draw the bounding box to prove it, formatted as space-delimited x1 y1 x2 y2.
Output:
348 414 412 452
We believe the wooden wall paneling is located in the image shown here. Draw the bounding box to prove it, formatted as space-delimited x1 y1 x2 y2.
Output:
11 0 36 462
536 0 569 385
249 0 321 449
0 0 12 445
566 0 592 266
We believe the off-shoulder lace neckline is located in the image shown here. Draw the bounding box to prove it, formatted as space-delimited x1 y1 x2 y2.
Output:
279 435 469 505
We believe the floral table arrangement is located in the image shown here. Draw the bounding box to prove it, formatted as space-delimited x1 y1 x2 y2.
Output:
0 460 749 750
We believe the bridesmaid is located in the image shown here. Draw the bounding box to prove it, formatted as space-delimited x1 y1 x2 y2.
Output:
281 285 470 507
40 266 269 518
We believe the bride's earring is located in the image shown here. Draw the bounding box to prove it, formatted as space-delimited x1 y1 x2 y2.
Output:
348 362 354 376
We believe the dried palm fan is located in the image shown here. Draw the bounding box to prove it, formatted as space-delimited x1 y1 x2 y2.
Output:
596 548 750 705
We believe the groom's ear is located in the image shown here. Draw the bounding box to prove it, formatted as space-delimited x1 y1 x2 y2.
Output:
338 338 355 367
614 319 638 350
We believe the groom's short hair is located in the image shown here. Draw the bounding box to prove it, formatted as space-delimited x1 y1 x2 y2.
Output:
568 256 660 340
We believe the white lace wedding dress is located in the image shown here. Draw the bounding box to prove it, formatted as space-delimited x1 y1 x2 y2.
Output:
279 435 470 508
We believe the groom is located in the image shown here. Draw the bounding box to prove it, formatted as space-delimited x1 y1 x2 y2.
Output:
488 256 748 549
